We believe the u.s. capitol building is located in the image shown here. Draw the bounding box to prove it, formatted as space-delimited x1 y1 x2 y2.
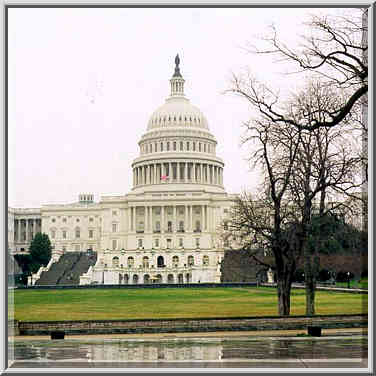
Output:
9 56 237 284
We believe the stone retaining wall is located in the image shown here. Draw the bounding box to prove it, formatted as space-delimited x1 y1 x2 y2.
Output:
15 282 368 293
16 314 367 336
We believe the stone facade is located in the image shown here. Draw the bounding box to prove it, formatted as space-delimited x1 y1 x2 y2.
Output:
8 57 236 284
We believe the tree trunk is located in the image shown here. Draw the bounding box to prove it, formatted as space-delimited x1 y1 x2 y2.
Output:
305 253 320 315
276 277 291 316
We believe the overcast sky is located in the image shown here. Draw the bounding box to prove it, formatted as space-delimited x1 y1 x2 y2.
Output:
8 6 356 208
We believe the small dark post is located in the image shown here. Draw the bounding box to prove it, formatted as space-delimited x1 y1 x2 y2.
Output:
307 326 322 337
51 331 65 340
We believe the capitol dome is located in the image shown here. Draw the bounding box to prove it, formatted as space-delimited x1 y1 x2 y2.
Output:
147 97 209 131
131 54 225 194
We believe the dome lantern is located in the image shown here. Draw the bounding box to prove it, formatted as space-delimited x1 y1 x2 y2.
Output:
170 54 185 97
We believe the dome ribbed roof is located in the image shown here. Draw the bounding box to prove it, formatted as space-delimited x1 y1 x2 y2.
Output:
147 97 209 130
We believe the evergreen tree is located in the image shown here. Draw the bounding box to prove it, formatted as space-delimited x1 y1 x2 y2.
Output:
29 233 52 267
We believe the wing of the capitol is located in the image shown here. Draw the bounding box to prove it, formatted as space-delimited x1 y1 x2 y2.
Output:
8 55 239 285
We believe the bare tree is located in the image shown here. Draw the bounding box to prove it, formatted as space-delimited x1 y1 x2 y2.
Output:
237 9 368 131
226 79 363 316
225 115 303 315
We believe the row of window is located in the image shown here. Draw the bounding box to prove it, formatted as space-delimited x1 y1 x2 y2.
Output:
109 254 209 268
117 273 191 284
135 220 201 233
141 140 213 154
135 237 200 249
51 217 96 224
151 114 201 124
51 228 95 240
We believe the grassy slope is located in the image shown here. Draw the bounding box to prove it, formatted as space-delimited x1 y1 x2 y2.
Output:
11 287 368 322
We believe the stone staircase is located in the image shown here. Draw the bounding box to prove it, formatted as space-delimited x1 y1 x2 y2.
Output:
35 252 97 286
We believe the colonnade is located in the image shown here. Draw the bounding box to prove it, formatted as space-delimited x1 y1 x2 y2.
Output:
14 218 41 243
133 162 223 186
128 204 212 233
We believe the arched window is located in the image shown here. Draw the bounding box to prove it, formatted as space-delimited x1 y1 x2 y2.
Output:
204 144 207 152
167 221 172 233
167 141 170 151
180 141 183 151
143 256 149 268
160 142 163 151
112 256 119 267
155 142 157 152
157 256 164 267
203 255 209 266
172 255 179 267
199 143 202 152
133 274 139 284
193 142 196 151
186 141 190 150
144 274 150 284
178 274 184 283
127 257 134 268
167 274 174 283
75 227 80 239
188 255 194 266
173 141 176 151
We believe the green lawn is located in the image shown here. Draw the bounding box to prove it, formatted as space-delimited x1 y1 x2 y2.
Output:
334 278 368 289
10 287 367 322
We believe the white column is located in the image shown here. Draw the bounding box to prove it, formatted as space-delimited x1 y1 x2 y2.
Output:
173 206 177 233
205 205 207 231
169 162 172 180
25 219 29 242
211 165 214 184
133 207 136 232
201 206 204 231
17 220 21 242
145 206 148 232
200 164 203 183
127 208 131 232
185 205 188 232
160 206 164 233
154 164 157 184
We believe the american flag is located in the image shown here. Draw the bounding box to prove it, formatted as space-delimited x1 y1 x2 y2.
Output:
161 175 169 181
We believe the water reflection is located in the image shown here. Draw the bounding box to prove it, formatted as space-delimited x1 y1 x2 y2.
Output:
10 337 367 363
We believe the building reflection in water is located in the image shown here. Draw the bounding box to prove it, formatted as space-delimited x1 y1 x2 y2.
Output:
12 339 224 362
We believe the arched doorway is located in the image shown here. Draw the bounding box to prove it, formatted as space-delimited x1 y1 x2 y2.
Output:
133 274 139 284
119 273 123 284
124 274 129 285
144 274 150 284
167 274 174 284
178 274 184 284
186 273 190 283
156 274 162 283
157 256 164 268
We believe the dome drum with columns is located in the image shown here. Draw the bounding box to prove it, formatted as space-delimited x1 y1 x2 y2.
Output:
9 55 236 286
